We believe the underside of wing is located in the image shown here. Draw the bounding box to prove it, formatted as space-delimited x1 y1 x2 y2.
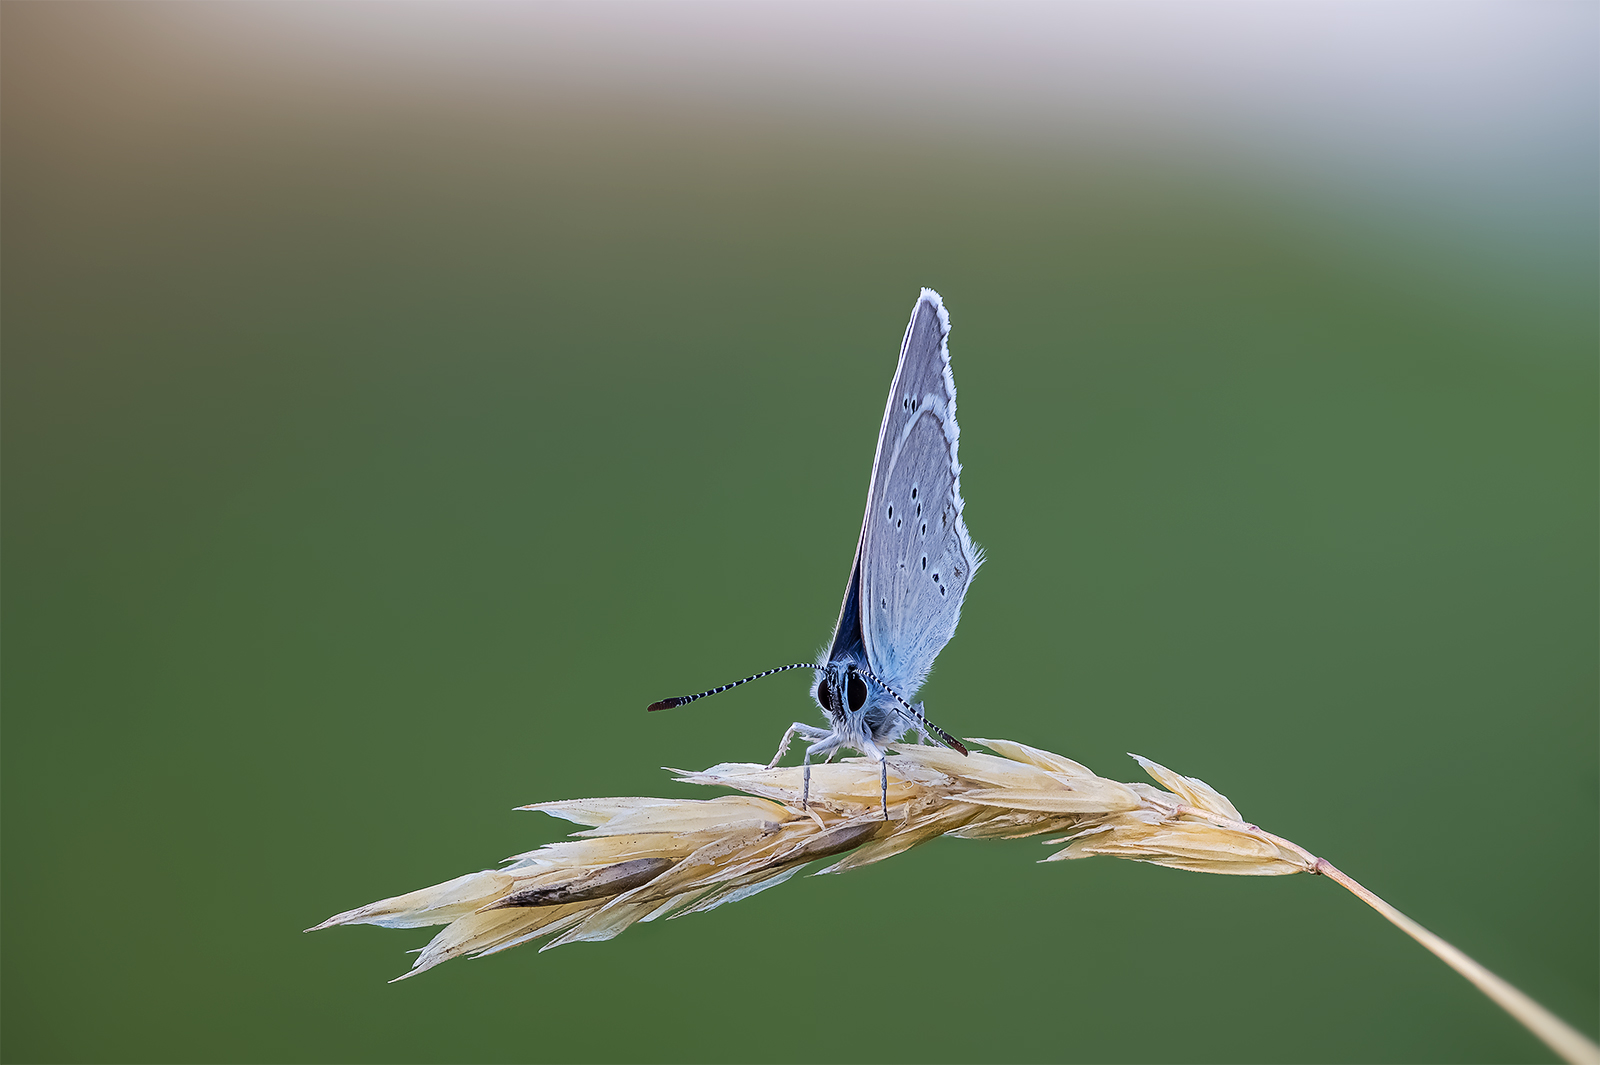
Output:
854 289 981 697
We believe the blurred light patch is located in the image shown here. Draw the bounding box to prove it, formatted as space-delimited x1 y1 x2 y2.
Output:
69 0 1599 227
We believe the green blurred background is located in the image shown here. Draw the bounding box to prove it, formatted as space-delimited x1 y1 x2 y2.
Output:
4 3 1595 1062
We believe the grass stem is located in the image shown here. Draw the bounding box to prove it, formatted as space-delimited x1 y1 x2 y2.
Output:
1175 804 1599 1065
1316 858 1599 1065
310 740 1598 1062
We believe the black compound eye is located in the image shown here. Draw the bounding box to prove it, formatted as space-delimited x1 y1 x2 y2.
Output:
847 673 868 712
815 682 831 710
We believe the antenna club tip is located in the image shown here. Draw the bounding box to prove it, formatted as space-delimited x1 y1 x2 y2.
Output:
646 699 680 713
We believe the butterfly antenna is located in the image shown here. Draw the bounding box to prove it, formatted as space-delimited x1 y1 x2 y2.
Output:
646 663 815 712
856 667 969 756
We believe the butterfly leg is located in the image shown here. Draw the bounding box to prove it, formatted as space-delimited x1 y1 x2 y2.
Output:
801 734 844 810
768 722 832 770
855 738 893 822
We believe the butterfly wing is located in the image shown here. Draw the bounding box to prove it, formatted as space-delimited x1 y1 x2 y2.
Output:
853 289 981 699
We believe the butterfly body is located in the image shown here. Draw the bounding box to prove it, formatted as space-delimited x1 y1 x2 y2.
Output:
649 288 980 818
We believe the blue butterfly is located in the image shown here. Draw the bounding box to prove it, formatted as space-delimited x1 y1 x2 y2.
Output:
649 289 982 818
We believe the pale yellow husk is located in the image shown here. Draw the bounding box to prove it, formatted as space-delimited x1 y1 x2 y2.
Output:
308 740 1303 980
307 738 1600 1065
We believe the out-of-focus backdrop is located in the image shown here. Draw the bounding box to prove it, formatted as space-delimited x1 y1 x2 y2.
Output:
4 4 1595 1062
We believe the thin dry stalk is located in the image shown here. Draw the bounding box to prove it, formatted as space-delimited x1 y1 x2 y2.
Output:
309 739 1598 1065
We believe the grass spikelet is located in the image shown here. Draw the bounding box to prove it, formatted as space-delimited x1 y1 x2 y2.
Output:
308 739 1599 1064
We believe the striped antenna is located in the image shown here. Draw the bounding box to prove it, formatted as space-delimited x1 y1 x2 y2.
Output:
646 663 815 712
855 666 969 756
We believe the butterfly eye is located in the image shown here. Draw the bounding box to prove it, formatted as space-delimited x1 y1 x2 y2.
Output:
847 673 868 712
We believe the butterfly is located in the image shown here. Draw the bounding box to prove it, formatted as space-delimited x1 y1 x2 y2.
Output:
648 289 982 819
